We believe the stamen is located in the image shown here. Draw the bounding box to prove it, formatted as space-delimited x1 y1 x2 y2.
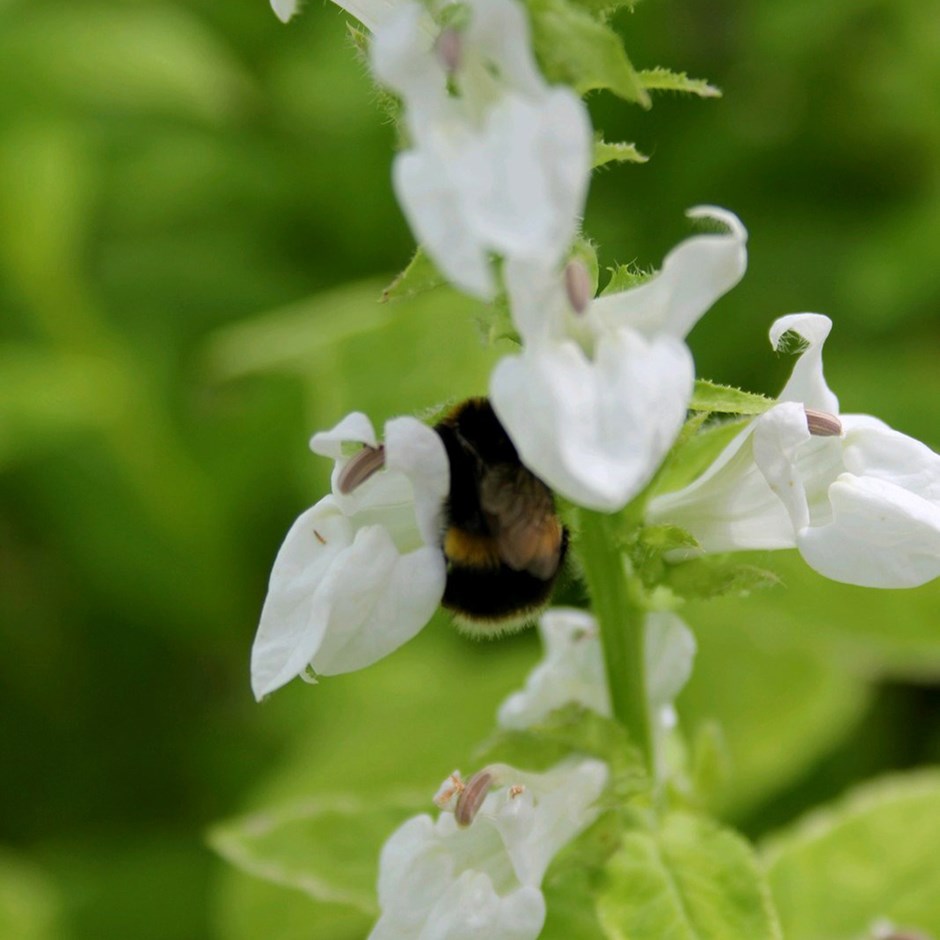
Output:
337 444 386 494
455 768 495 827
804 407 843 438
565 260 593 314
508 784 525 799
435 28 462 74
433 771 465 811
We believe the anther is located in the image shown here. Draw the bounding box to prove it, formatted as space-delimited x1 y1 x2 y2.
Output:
508 784 525 799
337 444 386 494
804 407 843 438
435 28 462 74
454 768 495 827
564 260 593 314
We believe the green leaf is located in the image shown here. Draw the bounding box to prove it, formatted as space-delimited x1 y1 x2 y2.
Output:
639 67 722 99
593 138 649 168
764 771 940 940
690 380 775 415
664 557 782 601
527 0 650 105
680 592 873 820
381 247 448 303
476 704 648 802
208 794 422 915
597 813 782 939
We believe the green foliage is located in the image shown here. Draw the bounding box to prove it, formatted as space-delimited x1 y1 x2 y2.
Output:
664 557 782 601
594 138 649 168
380 247 449 303
476 703 648 800
764 771 940 940
690 380 775 415
596 813 782 939
638 67 721 99
600 262 654 295
209 796 422 915
527 0 650 104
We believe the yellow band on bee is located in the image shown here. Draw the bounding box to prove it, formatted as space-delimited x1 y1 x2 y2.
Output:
443 528 501 569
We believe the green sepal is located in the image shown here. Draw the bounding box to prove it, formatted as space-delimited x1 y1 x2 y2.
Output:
690 379 775 415
526 0 650 105
593 138 648 168
599 262 654 296
639 67 721 99
475 703 648 803
563 0 638 20
650 414 747 496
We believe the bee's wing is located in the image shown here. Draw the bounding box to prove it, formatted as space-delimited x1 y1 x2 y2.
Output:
480 466 563 580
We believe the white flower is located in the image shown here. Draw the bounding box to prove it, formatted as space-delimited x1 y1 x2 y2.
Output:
648 313 940 588
370 758 607 940
250 412 449 700
270 0 410 30
496 608 696 780
490 207 748 511
370 0 592 299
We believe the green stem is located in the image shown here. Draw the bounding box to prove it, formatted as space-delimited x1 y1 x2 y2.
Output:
578 509 653 775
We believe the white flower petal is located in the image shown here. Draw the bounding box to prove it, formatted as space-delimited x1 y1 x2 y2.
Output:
270 0 299 22
797 474 940 588
491 329 693 511
421 873 545 940
751 401 815 533
490 759 608 887
589 206 747 340
645 612 696 709
770 313 840 413
645 420 798 553
393 145 496 298
841 417 940 500
332 0 418 32
250 498 353 699
383 419 450 546
497 608 609 729
311 530 445 675
310 411 377 456
463 0 545 99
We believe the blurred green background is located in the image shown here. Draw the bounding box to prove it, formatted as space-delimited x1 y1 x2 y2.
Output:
1 0 938 937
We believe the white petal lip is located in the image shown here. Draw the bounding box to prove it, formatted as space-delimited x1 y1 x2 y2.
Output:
797 473 940 588
589 205 748 340
770 313 840 413
491 326 694 511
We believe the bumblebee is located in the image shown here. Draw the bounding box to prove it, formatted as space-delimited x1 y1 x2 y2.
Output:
433 398 568 633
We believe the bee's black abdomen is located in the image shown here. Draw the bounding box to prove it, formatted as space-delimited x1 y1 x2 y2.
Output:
442 563 556 621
